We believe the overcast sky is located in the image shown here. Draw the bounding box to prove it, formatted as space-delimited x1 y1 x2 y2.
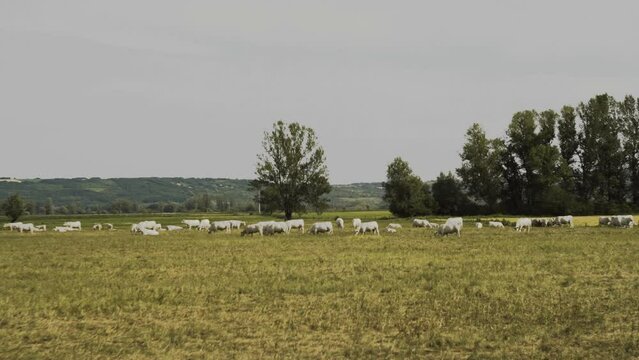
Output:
1 1 638 183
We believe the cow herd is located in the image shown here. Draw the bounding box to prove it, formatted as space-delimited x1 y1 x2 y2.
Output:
2 214 636 237
127 217 381 236
1 221 88 233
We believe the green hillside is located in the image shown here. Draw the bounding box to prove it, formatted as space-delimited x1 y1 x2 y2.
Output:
0 177 385 213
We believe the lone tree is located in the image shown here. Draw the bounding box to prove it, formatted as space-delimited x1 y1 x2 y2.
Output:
253 121 330 219
2 194 24 222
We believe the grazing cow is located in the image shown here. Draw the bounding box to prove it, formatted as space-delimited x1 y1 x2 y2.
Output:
3 222 23 231
355 221 380 235
53 226 74 232
475 222 483 229
488 221 504 228
137 221 157 230
387 223 402 229
18 223 36 233
286 219 305 233
208 221 232 233
167 225 183 231
436 217 463 237
610 215 635 228
181 219 200 229
35 225 47 232
130 224 143 234
515 218 532 233
436 223 461 237
228 220 246 230
241 224 263 236
599 216 611 226
352 218 362 229
198 219 211 231
141 228 159 236
335 217 345 230
385 227 397 233
412 219 430 228
309 222 333 235
63 221 81 230
263 222 290 235
555 215 574 228
93 224 102 231
105 223 114 230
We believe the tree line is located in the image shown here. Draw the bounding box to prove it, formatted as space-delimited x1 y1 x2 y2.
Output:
0 193 255 218
384 93 639 216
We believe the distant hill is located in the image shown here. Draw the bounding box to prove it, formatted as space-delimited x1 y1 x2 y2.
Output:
0 177 385 213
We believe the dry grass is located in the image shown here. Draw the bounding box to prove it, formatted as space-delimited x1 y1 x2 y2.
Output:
1 214 639 358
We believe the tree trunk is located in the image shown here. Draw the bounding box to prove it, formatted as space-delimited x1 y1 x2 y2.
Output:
284 210 292 220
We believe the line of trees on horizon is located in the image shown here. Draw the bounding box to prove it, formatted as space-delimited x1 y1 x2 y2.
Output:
384 93 639 216
0 194 256 218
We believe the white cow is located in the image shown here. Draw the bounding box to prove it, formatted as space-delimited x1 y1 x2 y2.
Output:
18 223 36 233
35 225 47 232
610 215 635 228
515 218 532 233
137 221 157 230
3 222 23 231
141 228 159 236
209 221 232 233
336 217 345 230
355 221 380 235
385 227 397 233
63 221 81 230
436 223 461 237
309 222 333 235
488 221 504 228
181 219 200 229
263 222 290 235
555 215 574 228
286 219 305 233
198 219 211 231
352 218 362 229
105 223 114 230
166 225 183 231
387 223 402 229
53 226 74 232
475 222 483 229
228 220 246 230
241 224 263 236
255 221 276 228
93 224 102 231
412 219 431 228
130 224 142 234
436 217 463 237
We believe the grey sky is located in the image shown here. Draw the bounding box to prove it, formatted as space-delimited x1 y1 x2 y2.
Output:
1 1 638 183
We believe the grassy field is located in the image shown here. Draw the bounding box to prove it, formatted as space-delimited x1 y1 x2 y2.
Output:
1 213 639 358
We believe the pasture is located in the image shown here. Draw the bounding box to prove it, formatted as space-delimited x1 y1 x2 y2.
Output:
1 213 639 358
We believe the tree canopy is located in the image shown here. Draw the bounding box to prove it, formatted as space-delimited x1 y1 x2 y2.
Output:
253 121 331 219
453 93 639 215
383 157 434 217
2 194 24 222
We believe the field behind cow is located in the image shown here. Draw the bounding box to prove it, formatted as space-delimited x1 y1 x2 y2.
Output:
1 213 639 358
